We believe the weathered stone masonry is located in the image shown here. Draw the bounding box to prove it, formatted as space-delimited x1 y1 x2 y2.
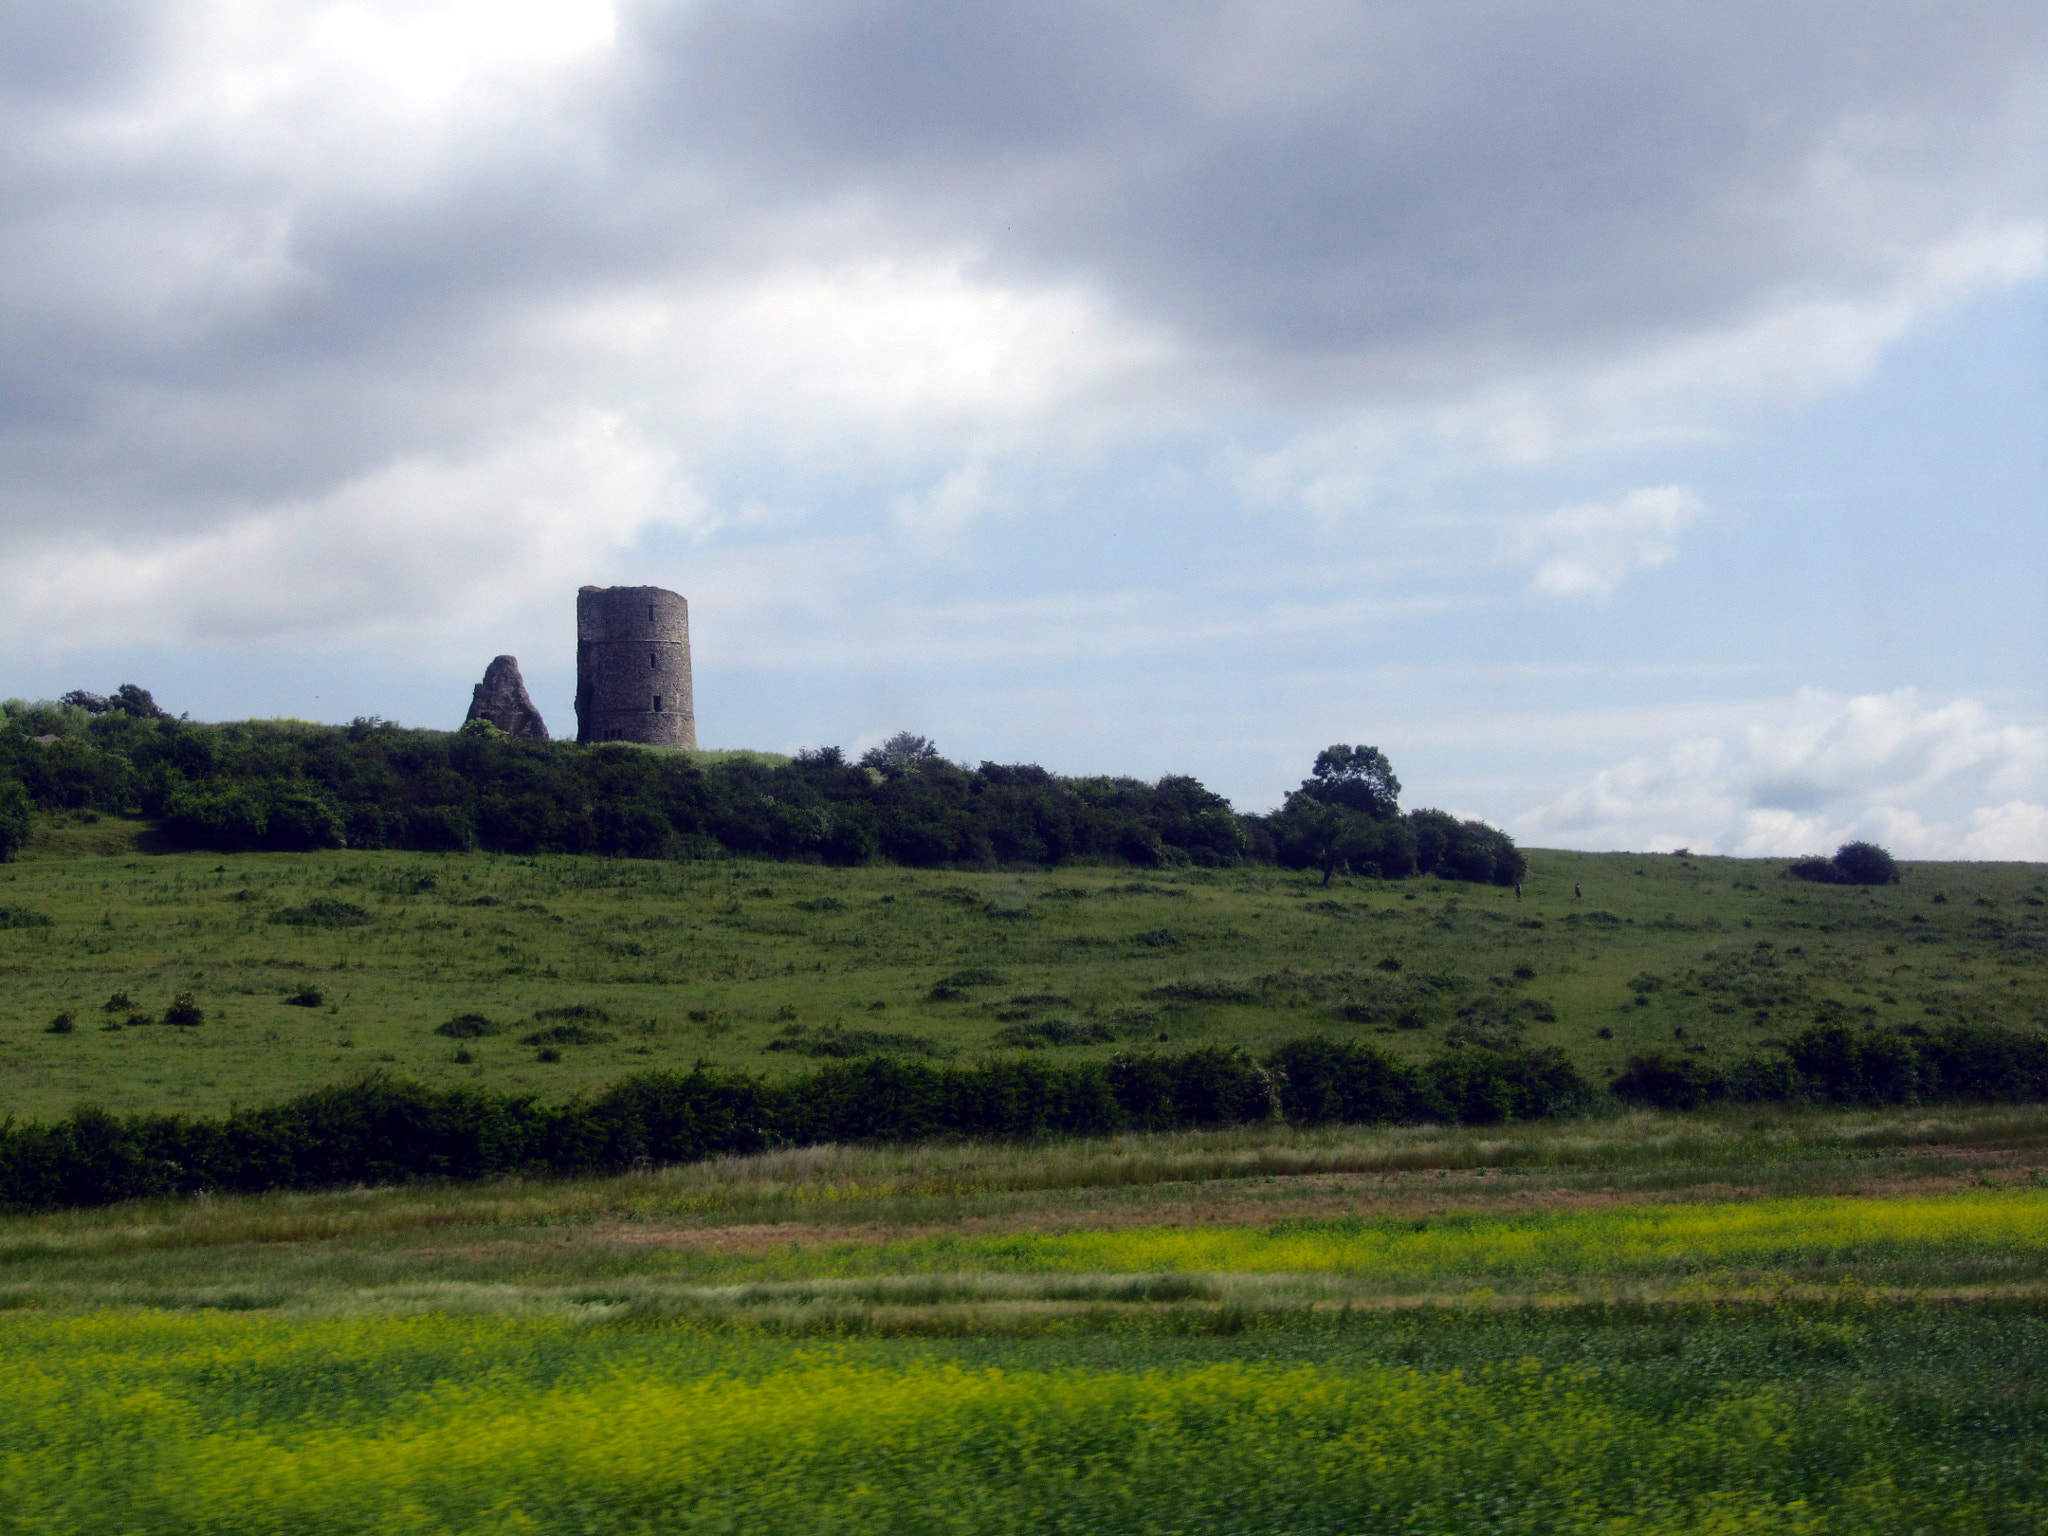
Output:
575 584 696 748
464 655 548 739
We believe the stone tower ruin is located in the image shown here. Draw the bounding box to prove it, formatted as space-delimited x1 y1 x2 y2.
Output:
465 655 548 739
575 585 696 748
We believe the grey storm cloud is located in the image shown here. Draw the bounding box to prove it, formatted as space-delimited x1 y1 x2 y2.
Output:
617 1 2046 369
0 0 2043 537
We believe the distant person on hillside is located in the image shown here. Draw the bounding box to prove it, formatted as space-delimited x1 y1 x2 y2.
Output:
1515 882 1522 900
1574 882 1582 899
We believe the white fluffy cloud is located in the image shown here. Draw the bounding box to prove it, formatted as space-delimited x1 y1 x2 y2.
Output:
1518 689 2048 858
1522 486 1700 599
0 0 2041 651
0 412 689 647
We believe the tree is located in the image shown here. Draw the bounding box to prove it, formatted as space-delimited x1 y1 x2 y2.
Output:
0 776 32 861
860 732 942 774
1270 744 1409 884
109 684 169 719
1298 744 1401 818
1409 809 1525 886
1786 842 1900 886
1271 797 1416 885
1830 841 1900 885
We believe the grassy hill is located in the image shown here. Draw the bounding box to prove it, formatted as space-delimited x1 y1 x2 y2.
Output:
1 814 2042 1120
6 817 2048 1530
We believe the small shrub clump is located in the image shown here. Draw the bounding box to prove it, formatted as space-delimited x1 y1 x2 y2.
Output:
433 1014 503 1039
520 1023 615 1047
532 1003 610 1024
992 1019 1118 1049
1787 841 1902 886
765 1025 950 1059
270 899 374 928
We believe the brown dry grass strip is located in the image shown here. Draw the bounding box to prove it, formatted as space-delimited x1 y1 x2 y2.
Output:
413 1159 2045 1264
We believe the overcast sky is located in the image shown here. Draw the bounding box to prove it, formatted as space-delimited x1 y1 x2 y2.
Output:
3 0 2044 856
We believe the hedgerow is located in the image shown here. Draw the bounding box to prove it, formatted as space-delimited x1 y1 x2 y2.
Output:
0 1039 1593 1211
1610 1020 2048 1109
5 1018 2048 1211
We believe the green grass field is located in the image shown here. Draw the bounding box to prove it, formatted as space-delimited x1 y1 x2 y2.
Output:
0 815 2043 1119
6 833 2048 1530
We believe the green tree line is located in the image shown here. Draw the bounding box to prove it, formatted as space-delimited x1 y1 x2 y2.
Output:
0 691 1521 882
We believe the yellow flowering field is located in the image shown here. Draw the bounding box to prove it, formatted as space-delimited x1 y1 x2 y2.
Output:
631 1186 2048 1292
2 1308 2038 1535
5 1116 2048 1532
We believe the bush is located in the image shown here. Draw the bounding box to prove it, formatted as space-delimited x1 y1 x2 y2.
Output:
405 805 476 853
1408 810 1525 885
936 968 1008 988
0 776 33 862
284 985 325 1008
1635 1021 2048 1110
433 1014 503 1038
763 1027 947 1058
519 1023 616 1047
1422 1045 1593 1124
1610 1053 1724 1110
160 784 273 850
0 903 53 929
1786 856 1843 884
265 789 346 850
1266 1038 1417 1125
163 992 203 1027
991 1019 1117 1048
1831 841 1901 885
271 899 374 928
1788 842 1901 886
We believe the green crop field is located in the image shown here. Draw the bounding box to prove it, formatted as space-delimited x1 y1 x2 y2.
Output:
4 1105 2048 1532
0 813 2043 1119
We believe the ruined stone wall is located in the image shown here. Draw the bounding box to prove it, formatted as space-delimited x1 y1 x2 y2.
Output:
574 585 695 748
465 655 548 739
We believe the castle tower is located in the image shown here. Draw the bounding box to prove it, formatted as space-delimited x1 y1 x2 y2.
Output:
575 585 696 748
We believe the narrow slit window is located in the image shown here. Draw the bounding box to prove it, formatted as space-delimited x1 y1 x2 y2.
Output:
648 604 655 621
650 652 657 668
654 696 662 712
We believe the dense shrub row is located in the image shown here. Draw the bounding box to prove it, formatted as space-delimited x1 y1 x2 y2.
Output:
7 1019 2046 1210
0 1040 1594 1211
0 703 1251 866
1610 1021 2048 1110
0 699 1520 880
